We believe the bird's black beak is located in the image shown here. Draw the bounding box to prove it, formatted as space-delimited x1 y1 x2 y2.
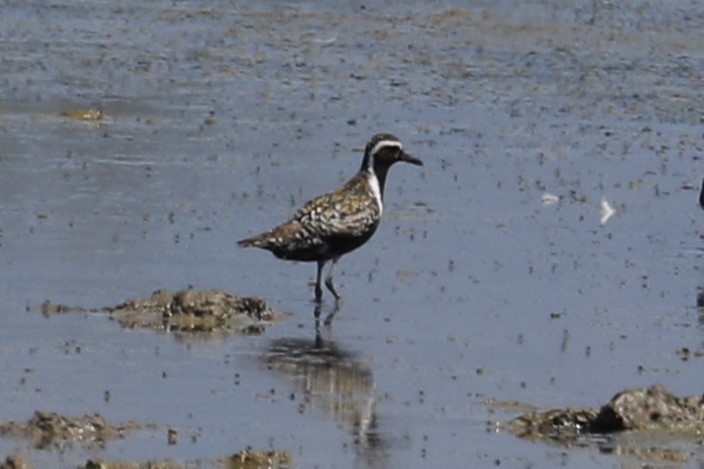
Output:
400 151 423 166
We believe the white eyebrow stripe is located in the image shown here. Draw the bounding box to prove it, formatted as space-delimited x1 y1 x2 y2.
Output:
370 140 402 157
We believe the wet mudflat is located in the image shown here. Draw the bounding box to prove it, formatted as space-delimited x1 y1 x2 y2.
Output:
1 0 704 467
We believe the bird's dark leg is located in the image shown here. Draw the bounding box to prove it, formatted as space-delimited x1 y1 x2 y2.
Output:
315 260 326 302
325 256 342 301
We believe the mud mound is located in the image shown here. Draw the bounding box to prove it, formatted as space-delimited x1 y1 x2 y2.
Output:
504 384 704 444
80 448 293 469
39 288 284 336
82 459 183 469
224 449 293 468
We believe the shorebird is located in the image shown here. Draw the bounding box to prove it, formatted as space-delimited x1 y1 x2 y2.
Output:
238 133 423 302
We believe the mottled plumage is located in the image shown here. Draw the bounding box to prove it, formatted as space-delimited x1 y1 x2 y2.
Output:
239 133 423 302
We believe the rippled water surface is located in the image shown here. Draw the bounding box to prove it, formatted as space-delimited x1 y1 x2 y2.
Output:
1 1 704 467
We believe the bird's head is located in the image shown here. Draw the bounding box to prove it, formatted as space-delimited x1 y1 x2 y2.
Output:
362 133 423 171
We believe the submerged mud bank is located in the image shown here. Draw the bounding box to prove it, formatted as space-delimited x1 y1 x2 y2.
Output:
39 288 285 336
0 411 145 450
0 411 292 468
3 0 704 466
500 384 704 461
82 449 292 469
0 448 293 469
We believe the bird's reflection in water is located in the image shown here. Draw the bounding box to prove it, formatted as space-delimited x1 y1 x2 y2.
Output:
263 303 388 466
314 299 341 325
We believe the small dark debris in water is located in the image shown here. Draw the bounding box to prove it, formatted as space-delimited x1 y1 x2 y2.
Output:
676 346 704 360
167 427 178 445
40 301 75 315
35 288 284 336
60 108 103 121
676 347 690 361
240 324 267 335
203 112 217 126
502 384 704 446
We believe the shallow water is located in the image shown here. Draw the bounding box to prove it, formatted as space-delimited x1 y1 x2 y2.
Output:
1 0 704 467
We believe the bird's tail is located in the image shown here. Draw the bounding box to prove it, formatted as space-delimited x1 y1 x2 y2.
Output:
238 229 278 248
237 236 260 248
238 223 298 250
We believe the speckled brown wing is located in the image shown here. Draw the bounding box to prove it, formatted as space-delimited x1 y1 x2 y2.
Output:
292 172 381 240
239 172 382 262
237 218 328 261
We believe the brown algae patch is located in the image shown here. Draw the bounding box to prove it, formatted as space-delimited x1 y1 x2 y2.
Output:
0 411 143 449
39 288 284 335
